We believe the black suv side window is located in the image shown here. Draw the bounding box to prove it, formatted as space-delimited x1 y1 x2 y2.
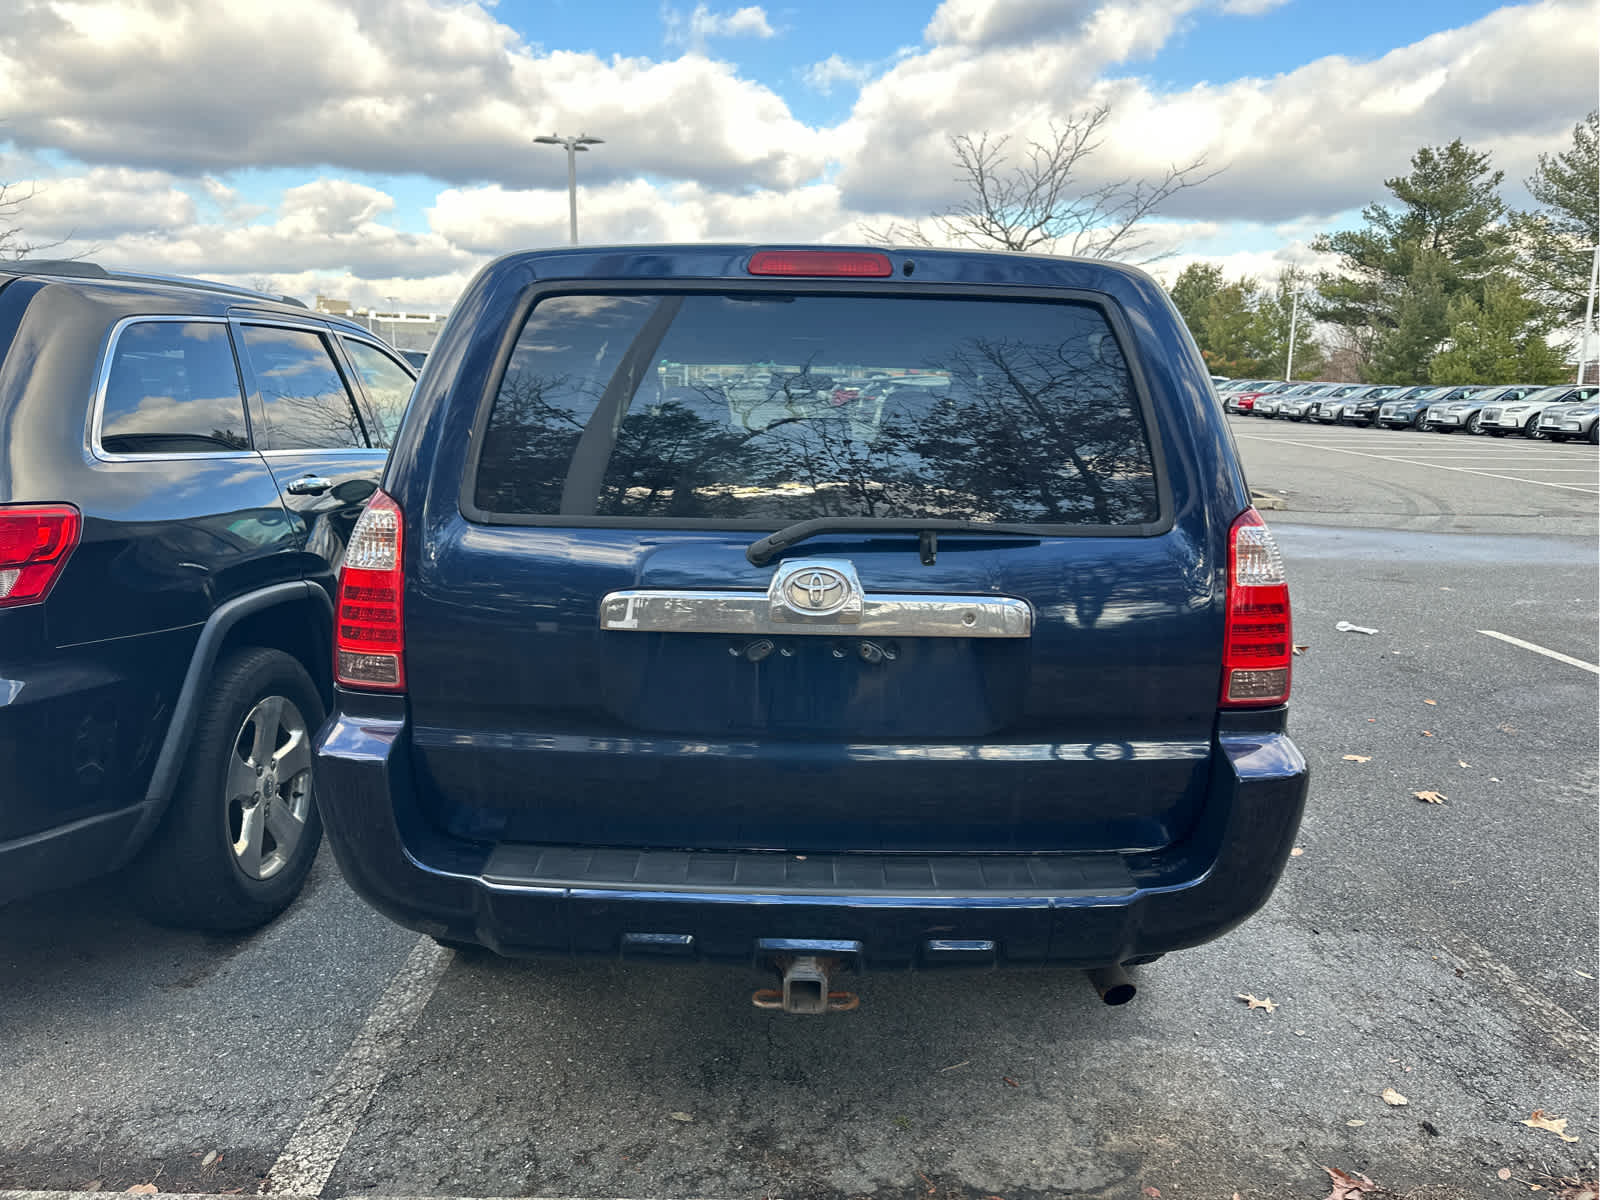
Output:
99 320 250 455
340 338 415 449
240 324 367 451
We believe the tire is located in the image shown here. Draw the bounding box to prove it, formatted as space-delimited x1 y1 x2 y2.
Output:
1524 415 1545 440
1465 412 1481 434
1410 411 1427 430
1590 422 1599 446
126 647 325 932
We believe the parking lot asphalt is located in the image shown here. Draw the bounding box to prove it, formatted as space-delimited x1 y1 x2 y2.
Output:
2 419 1596 1200
1229 415 1598 537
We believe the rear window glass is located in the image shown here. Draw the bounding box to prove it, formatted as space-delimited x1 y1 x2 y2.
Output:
472 292 1160 527
100 321 249 455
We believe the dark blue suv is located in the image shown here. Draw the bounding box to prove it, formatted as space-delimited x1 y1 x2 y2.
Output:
0 262 416 929
314 246 1308 1011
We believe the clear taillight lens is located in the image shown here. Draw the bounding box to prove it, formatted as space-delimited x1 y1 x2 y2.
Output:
334 490 405 691
1222 507 1291 707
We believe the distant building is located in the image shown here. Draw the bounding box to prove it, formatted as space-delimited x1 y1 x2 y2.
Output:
314 296 447 352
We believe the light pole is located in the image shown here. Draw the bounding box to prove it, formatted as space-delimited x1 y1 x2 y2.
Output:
1285 289 1301 382
533 133 604 244
1577 244 1599 385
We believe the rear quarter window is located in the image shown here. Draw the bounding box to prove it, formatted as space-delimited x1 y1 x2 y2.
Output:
98 320 250 455
471 291 1162 528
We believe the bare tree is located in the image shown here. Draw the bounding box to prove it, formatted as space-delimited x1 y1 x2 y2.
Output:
862 107 1221 263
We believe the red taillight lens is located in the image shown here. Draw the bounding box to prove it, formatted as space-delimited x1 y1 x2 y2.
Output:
334 489 404 691
0 504 81 608
1222 507 1291 707
748 250 893 277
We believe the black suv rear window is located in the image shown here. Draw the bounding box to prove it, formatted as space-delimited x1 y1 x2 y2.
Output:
473 292 1159 527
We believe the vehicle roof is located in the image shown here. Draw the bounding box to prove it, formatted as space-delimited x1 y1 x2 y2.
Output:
0 259 370 335
485 242 1167 291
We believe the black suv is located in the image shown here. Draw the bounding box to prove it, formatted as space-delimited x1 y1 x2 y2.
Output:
0 262 416 929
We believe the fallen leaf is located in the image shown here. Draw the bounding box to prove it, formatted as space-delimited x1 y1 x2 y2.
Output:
1490 776 1501 782
1237 993 1279 1013
1347 1119 1367 1127
1424 699 1438 706
1459 761 1471 768
1421 730 1434 737
1521 1110 1579 1142
1143 1188 1162 1197
1002 1076 1019 1087
1323 1165 1379 1198
1413 790 1448 804
669 1111 694 1122
81 1182 102 1193
1500 1169 1514 1181
1577 971 1594 980
125 1188 158 1196
1291 847 1305 857
1293 644 1310 656
201 1151 219 1168
1556 1181 1599 1200
1381 1087 1409 1106
1343 754 1372 763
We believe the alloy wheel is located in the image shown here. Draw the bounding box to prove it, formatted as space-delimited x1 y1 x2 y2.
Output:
225 695 314 880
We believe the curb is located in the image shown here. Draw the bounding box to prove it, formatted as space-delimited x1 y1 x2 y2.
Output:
1250 490 1287 511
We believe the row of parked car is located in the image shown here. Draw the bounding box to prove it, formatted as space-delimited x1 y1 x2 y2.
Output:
1214 378 1600 443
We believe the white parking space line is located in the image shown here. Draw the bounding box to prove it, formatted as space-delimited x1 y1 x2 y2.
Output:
1478 630 1600 675
1231 432 1600 493
264 936 454 1196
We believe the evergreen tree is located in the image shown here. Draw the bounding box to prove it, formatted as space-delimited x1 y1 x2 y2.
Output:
1512 111 1598 330
1428 275 1569 385
1315 139 1512 379
1169 262 1224 347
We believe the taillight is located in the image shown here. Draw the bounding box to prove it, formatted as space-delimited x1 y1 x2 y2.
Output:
1221 507 1291 707
0 504 81 608
748 250 893 277
334 489 404 691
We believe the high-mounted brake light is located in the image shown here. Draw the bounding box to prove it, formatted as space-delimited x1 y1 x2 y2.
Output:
1221 507 1292 707
334 489 405 691
0 504 81 608
748 250 894 278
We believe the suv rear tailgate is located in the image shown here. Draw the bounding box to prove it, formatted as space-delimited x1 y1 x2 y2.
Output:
400 281 1227 857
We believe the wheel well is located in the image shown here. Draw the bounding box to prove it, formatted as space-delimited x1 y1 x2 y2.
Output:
218 597 333 706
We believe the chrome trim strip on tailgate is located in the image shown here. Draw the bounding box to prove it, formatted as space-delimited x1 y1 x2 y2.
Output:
600 590 1033 637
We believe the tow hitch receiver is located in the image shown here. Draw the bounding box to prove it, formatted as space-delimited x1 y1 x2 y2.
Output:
752 955 860 1014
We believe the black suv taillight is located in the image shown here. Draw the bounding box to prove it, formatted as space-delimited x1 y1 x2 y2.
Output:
0 504 81 608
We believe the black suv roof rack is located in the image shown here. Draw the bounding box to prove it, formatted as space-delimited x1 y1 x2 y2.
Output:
3 259 309 308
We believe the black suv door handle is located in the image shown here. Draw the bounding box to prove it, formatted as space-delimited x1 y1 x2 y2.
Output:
286 475 333 495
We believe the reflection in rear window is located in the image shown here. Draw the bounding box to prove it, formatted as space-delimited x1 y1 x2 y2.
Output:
472 292 1160 527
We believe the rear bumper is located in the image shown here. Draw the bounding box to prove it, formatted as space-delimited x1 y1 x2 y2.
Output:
314 706 1309 969
0 646 179 904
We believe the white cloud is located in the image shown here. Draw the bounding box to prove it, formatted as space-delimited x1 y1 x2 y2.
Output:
0 0 818 191
803 54 874 95
3 0 1589 307
835 0 1593 223
664 4 776 50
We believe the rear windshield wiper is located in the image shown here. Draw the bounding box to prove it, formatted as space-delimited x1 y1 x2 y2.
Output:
746 518 1042 567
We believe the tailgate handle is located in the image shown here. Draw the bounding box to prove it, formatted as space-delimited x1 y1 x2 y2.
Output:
600 558 1031 639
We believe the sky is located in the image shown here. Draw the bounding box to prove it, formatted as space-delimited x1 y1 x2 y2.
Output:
0 0 1592 311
